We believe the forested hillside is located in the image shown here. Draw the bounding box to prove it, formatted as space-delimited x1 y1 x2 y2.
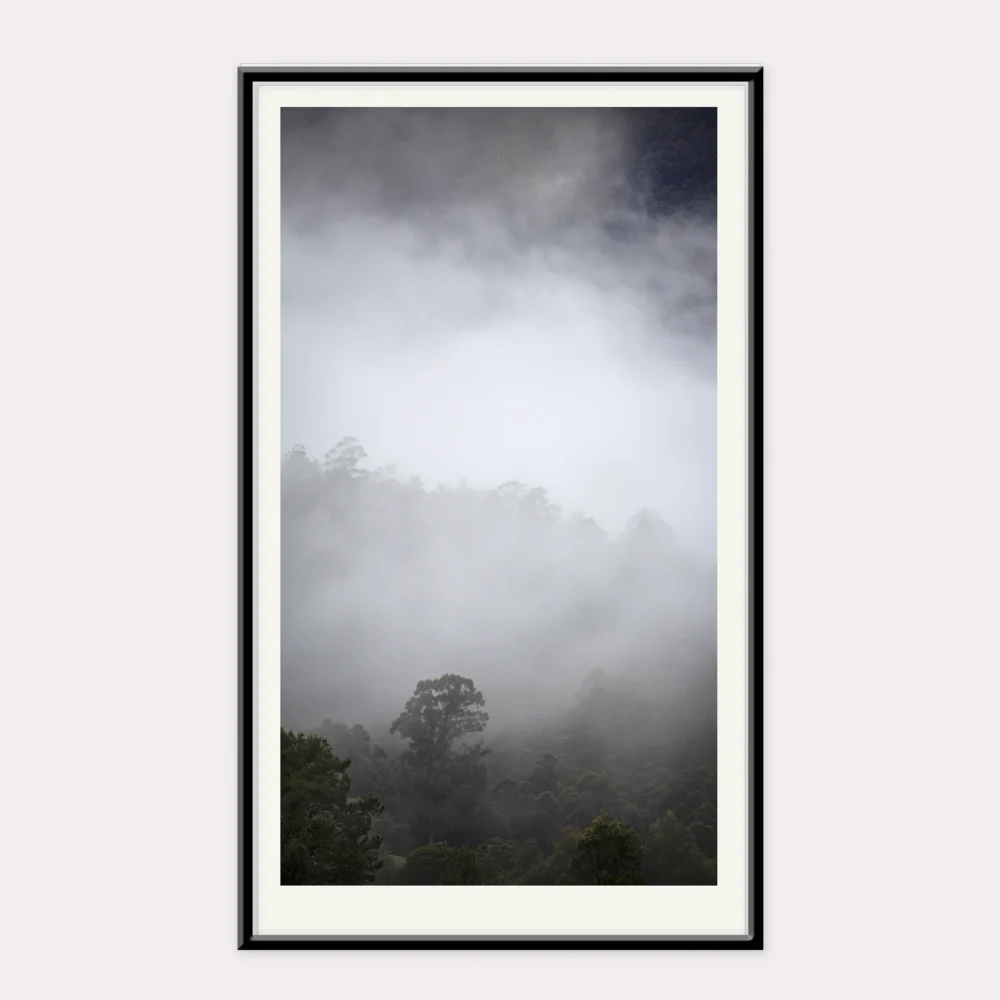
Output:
280 439 717 886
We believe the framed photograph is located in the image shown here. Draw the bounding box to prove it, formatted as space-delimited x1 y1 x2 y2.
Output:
239 65 762 949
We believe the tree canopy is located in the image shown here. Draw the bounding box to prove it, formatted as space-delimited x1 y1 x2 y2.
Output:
280 729 384 885
390 674 490 844
280 669 716 886
278 440 717 887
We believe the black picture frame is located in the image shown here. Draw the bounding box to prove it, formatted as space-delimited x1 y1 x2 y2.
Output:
238 64 762 950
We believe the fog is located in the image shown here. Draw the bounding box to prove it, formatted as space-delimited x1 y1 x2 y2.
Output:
280 108 718 739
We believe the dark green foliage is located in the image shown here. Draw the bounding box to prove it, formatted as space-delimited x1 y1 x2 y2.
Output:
390 675 490 844
440 845 482 885
519 828 581 885
313 720 387 798
394 838 545 885
527 790 562 852
390 674 489 752
279 441 718 886
476 838 545 884
280 729 384 885
295 675 719 884
292 695 718 887
395 843 464 885
393 842 483 885
567 814 646 885
644 810 716 885
689 820 717 859
564 771 622 828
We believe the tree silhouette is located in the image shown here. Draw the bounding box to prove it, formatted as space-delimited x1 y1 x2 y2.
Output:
390 674 490 843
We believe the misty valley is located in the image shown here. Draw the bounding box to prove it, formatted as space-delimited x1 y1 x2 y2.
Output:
281 438 718 886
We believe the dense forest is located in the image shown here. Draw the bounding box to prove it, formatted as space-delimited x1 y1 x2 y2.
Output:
280 439 717 886
279 112 718 886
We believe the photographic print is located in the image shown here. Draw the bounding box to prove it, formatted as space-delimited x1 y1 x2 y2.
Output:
240 67 761 948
